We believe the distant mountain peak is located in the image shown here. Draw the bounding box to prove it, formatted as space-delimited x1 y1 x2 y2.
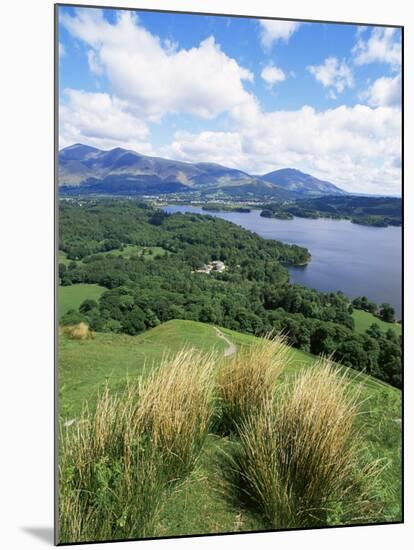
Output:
259 168 346 196
60 143 100 153
58 143 347 198
59 143 101 162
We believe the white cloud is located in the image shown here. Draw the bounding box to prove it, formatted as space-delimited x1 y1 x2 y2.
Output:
363 74 401 107
308 57 354 95
166 104 401 195
59 9 401 195
61 9 253 121
259 20 301 49
59 89 153 154
59 42 65 58
87 49 103 75
261 65 286 87
356 26 367 37
165 131 244 168
353 27 401 68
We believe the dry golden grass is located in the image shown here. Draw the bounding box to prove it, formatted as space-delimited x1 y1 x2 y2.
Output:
226 358 383 528
217 335 291 432
139 348 217 478
58 385 156 542
62 322 95 340
59 340 388 541
58 347 217 543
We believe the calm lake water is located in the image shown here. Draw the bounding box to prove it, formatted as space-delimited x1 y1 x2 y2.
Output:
164 205 402 318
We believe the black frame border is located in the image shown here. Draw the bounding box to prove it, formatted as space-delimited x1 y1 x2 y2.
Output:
54 3 404 546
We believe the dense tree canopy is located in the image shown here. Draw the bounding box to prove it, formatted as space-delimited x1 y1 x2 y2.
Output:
259 196 402 227
59 199 402 388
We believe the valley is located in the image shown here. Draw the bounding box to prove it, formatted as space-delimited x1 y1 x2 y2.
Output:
55 8 403 544
164 204 402 319
57 189 402 542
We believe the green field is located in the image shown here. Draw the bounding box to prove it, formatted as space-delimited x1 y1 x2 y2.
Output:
59 246 168 266
58 250 72 266
106 244 168 260
59 319 401 531
59 320 228 416
59 283 106 319
352 309 402 336
59 319 323 417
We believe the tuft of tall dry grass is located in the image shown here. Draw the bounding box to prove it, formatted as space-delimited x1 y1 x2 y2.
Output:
139 348 217 479
217 335 290 433
58 347 217 543
225 358 383 529
62 322 95 340
58 385 161 542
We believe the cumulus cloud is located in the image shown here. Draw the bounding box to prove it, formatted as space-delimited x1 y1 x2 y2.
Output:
59 89 153 153
308 57 354 97
362 74 401 107
259 20 301 49
165 131 244 168
261 65 286 87
355 26 368 37
87 49 103 75
166 104 401 195
59 9 401 195
61 9 253 121
353 27 401 68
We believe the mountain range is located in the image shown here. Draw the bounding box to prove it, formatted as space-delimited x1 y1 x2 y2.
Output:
58 144 347 199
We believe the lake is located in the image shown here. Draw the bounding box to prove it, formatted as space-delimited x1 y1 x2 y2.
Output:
163 205 402 318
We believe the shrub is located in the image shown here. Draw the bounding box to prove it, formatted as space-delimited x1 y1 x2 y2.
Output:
60 309 86 326
59 387 165 542
217 335 290 433
62 322 95 340
224 358 383 528
58 347 217 543
139 347 217 479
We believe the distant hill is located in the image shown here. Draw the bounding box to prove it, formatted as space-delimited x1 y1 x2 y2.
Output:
58 144 347 199
263 195 402 227
259 168 346 197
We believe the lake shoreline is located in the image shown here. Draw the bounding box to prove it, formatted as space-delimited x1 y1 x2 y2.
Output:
163 204 402 318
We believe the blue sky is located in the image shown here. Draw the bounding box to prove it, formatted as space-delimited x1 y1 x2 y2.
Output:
58 6 402 194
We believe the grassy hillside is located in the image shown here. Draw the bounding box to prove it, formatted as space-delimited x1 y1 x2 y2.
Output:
59 320 401 536
59 283 106 319
58 250 72 266
59 319 320 417
352 309 402 336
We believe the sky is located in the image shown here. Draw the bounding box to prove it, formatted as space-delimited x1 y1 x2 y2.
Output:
58 6 402 195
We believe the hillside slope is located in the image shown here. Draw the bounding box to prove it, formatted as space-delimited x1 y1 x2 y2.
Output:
59 319 400 414
59 319 401 530
58 144 346 199
260 168 346 196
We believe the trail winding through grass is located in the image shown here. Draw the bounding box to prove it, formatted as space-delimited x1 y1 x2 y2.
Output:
214 327 238 357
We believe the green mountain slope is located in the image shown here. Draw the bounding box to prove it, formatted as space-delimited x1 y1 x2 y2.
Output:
353 309 402 336
59 319 313 417
59 319 401 530
58 144 346 199
59 283 106 319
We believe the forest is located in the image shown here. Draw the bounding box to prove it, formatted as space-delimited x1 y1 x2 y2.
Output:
59 199 401 388
260 195 402 227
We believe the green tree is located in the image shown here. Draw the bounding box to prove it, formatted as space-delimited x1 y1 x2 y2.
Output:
79 299 99 314
379 303 395 323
